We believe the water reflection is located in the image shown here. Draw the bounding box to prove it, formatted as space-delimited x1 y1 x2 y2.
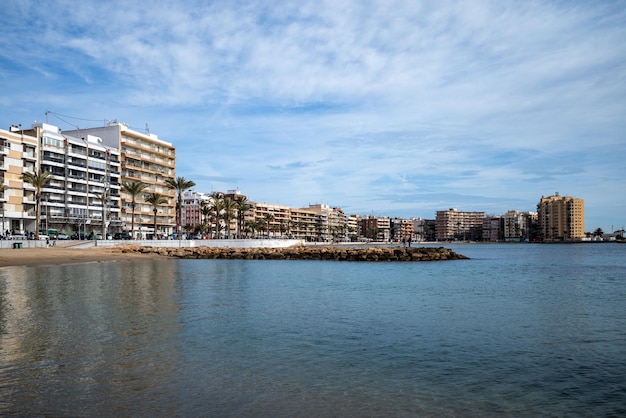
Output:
0 260 179 416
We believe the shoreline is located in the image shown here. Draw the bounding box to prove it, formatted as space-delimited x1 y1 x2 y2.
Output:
0 246 165 268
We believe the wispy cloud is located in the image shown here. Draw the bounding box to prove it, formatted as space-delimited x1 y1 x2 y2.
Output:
1 0 625 230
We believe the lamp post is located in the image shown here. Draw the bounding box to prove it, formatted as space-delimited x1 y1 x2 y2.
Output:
103 181 109 240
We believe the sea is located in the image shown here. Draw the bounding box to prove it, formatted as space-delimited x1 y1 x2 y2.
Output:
0 243 624 417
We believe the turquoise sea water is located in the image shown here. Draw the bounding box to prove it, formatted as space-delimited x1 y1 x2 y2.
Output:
0 244 625 417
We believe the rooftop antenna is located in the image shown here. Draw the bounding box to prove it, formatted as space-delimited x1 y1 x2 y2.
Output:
145 123 150 135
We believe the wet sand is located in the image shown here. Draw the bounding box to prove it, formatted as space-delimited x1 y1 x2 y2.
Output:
0 246 164 268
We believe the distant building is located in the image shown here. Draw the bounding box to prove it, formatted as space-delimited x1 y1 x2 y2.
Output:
289 206 318 241
482 215 502 242
359 215 391 242
252 202 291 239
502 210 537 242
182 189 210 230
305 204 347 242
346 214 360 242
391 217 413 242
436 208 484 241
537 193 584 241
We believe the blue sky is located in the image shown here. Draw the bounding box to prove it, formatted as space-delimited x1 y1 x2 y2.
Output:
2 1 625 232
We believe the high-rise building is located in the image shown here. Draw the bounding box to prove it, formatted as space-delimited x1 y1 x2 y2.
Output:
65 122 176 238
502 210 537 242
12 123 122 238
435 208 485 241
537 193 584 241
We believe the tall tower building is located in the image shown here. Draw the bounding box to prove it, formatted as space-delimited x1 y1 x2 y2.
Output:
66 123 176 238
537 193 584 241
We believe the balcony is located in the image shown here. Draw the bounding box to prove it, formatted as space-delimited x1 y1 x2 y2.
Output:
22 152 37 161
43 156 65 164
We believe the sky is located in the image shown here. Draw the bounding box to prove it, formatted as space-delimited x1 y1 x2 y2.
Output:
1 1 625 232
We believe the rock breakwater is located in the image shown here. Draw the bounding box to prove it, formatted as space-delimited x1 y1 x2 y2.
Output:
120 245 468 262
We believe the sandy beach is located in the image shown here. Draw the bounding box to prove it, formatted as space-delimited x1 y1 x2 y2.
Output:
0 246 164 268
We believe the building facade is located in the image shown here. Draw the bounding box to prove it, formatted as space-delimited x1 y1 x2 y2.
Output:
35 123 121 238
359 215 391 242
182 189 210 232
537 193 584 241
435 208 485 241
482 215 502 242
66 122 176 238
0 126 39 236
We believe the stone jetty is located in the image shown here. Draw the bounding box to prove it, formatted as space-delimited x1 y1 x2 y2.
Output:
120 245 468 262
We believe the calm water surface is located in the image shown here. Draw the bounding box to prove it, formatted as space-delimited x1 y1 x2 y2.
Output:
0 244 625 417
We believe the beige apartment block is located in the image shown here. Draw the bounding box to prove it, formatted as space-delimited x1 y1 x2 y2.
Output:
66 123 176 238
436 208 485 241
0 126 39 236
252 202 291 238
289 206 319 240
537 193 584 241
346 214 360 241
305 204 348 242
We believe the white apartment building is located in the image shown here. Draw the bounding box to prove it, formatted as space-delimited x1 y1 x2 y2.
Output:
66 122 176 238
182 189 210 229
26 123 121 237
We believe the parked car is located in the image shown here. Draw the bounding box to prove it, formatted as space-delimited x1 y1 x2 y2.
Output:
56 233 70 240
114 232 132 240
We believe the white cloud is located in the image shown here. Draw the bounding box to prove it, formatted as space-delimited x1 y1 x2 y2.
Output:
1 0 625 230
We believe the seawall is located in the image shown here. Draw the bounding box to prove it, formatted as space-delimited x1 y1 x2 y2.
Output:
120 245 468 262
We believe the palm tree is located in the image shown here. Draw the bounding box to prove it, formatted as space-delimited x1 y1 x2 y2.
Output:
197 222 208 238
145 192 168 239
200 200 210 223
222 197 236 238
209 192 224 238
234 195 253 238
93 190 110 239
22 169 52 239
263 213 275 238
200 201 212 227
165 177 196 238
0 177 5 235
121 180 148 239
